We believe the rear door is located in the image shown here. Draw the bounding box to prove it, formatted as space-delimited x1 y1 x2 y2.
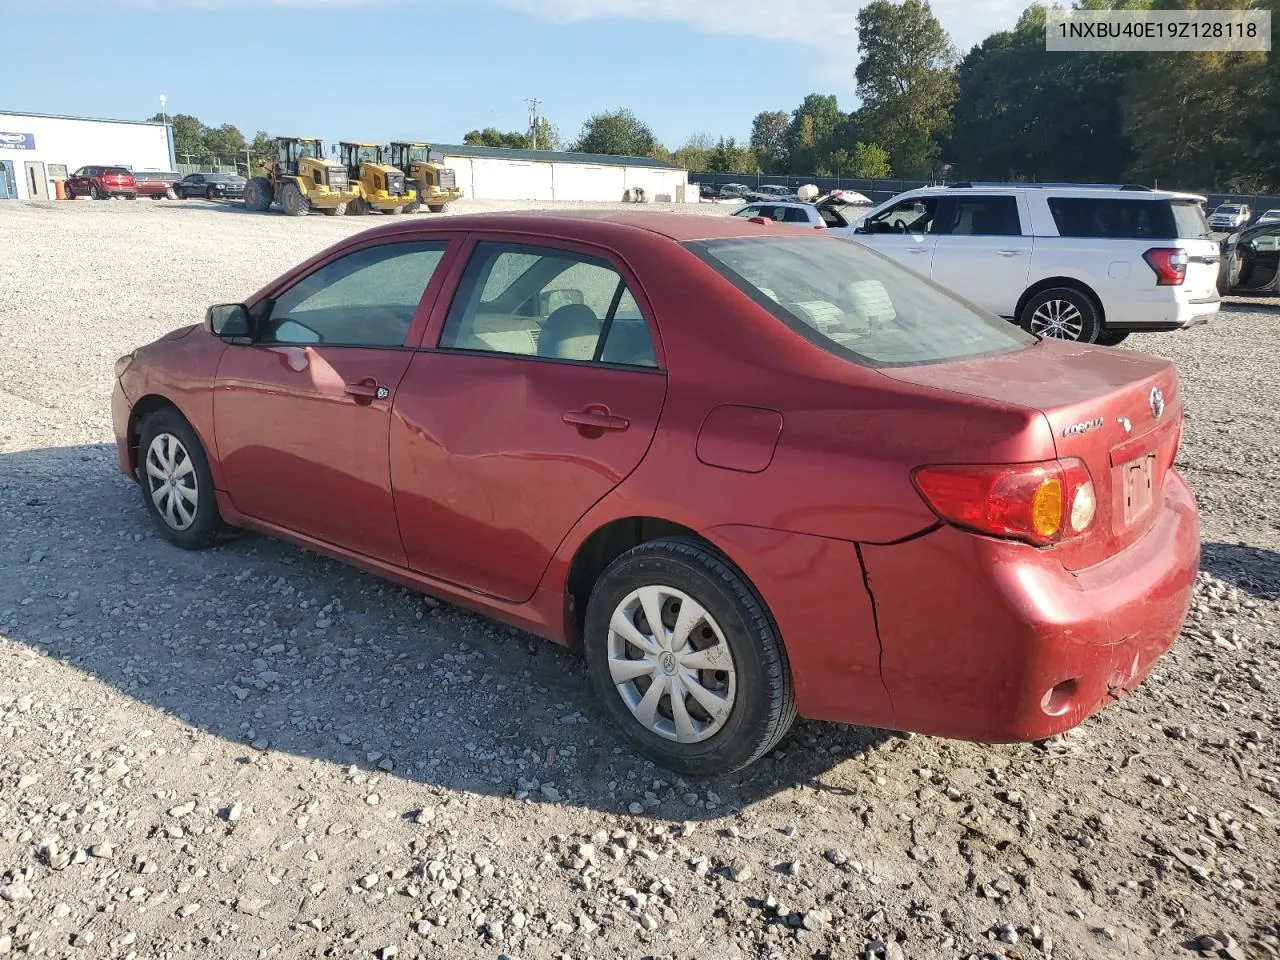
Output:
928 192 1031 317
1169 200 1221 301
390 237 667 602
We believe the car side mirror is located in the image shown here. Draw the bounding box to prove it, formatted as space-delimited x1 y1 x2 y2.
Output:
205 303 251 338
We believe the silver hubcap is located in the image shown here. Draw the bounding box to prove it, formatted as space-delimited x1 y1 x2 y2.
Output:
144 433 198 531
607 586 736 744
1029 299 1084 340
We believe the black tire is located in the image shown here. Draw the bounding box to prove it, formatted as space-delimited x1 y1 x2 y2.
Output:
165 186 177 200
136 408 220 550
1096 330 1131 346
346 198 370 216
89 184 101 200
280 181 308 216
1018 286 1101 343
427 203 448 213
583 538 796 775
66 185 76 199
404 193 422 214
323 201 348 216
243 176 273 212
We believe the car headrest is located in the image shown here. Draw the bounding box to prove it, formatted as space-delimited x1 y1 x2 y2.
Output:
539 303 601 361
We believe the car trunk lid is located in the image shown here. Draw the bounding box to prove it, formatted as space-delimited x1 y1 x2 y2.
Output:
880 339 1182 570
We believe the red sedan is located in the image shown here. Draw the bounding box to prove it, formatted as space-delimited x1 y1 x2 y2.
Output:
111 213 1199 774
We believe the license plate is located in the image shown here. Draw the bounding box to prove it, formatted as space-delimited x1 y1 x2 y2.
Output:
1122 455 1155 523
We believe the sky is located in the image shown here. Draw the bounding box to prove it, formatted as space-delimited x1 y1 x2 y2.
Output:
0 0 1028 151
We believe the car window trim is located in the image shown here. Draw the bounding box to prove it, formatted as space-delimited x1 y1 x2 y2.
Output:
420 232 667 370
250 235 464 350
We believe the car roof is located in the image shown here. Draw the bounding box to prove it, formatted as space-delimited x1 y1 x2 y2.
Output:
348 210 813 244
738 201 813 210
903 184 1206 202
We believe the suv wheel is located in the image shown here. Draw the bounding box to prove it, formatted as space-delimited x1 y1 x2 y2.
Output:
1019 287 1101 343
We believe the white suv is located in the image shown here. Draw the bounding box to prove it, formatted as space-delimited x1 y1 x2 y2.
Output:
839 183 1221 344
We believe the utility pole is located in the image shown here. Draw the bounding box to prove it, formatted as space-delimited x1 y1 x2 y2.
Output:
524 98 542 150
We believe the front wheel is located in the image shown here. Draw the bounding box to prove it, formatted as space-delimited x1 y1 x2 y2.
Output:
323 201 348 216
165 186 177 200
427 203 448 213
279 181 308 216
404 194 422 214
346 198 370 216
583 538 796 775
137 408 220 550
1018 287 1101 343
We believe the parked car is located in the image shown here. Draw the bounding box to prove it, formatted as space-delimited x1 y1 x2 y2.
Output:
133 171 180 200
843 183 1221 345
66 166 137 200
1254 208 1280 225
112 212 1198 774
696 183 718 200
176 173 246 201
730 201 826 227
718 183 751 200
1219 221 1280 294
1208 203 1251 231
751 184 796 201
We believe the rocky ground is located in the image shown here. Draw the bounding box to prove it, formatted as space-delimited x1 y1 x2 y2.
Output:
0 199 1276 960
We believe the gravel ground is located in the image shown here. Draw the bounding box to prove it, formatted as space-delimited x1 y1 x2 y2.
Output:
0 199 1277 960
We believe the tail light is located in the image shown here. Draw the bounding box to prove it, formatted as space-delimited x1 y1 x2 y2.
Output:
912 458 1096 546
1143 247 1188 286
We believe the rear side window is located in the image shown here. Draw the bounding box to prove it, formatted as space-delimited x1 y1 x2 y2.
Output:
782 207 811 224
943 196 1021 236
692 236 1033 367
1047 197 1207 240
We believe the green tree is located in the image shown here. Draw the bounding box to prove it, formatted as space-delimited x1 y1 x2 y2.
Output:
573 108 659 157
951 4 1141 183
830 142 893 178
202 123 247 167
673 132 715 171
749 110 790 171
149 112 206 165
707 138 760 174
785 94 844 173
464 127 530 148
854 0 956 178
247 131 274 173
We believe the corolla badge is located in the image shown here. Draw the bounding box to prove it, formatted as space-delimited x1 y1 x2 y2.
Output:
1063 417 1104 438
1149 386 1165 420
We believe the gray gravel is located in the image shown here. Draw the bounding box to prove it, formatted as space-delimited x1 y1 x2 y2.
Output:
1 199 1277 960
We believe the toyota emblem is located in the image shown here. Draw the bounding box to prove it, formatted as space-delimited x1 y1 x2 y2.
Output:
1149 386 1165 420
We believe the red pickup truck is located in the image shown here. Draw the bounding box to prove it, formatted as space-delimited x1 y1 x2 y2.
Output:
66 166 138 199
133 171 181 199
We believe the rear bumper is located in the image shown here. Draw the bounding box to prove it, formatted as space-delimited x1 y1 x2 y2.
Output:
1108 291 1221 330
858 469 1199 741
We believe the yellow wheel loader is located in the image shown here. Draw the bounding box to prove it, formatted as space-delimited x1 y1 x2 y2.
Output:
338 142 416 215
387 142 464 213
242 137 360 217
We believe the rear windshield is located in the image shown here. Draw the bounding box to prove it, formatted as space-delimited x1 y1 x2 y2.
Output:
690 236 1033 367
103 167 131 175
1048 197 1208 239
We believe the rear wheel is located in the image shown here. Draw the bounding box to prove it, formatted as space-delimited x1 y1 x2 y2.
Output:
280 181 308 216
384 205 404 215
165 186 177 200
137 409 220 550
243 176 273 211
323 201 348 216
583 538 796 775
427 204 448 213
347 198 370 216
404 193 422 214
1019 286 1101 343
88 184 101 200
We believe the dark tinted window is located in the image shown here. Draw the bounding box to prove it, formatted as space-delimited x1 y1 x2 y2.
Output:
103 167 131 175
782 207 811 223
259 241 448 347
1048 198 1206 240
693 236 1033 367
943 196 1021 236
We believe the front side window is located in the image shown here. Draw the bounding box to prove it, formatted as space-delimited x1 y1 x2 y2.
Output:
440 242 658 367
731 205 762 219
863 196 940 235
692 235 1033 367
258 241 448 347
943 196 1021 236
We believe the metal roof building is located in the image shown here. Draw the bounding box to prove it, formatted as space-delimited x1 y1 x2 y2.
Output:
0 110 174 201
428 143 693 204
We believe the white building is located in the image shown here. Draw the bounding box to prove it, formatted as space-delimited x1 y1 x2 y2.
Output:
0 111 174 201
429 144 692 203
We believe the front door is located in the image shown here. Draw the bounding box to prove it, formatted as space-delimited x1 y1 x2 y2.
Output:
1236 226 1280 291
852 194 941 274
391 238 667 602
928 192 1031 317
24 161 47 200
214 239 453 564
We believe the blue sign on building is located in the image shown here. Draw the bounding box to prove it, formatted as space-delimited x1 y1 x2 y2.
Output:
0 132 36 150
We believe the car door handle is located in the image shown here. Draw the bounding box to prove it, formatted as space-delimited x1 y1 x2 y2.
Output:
906 248 930 255
563 408 630 434
996 250 1022 257
344 378 388 403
